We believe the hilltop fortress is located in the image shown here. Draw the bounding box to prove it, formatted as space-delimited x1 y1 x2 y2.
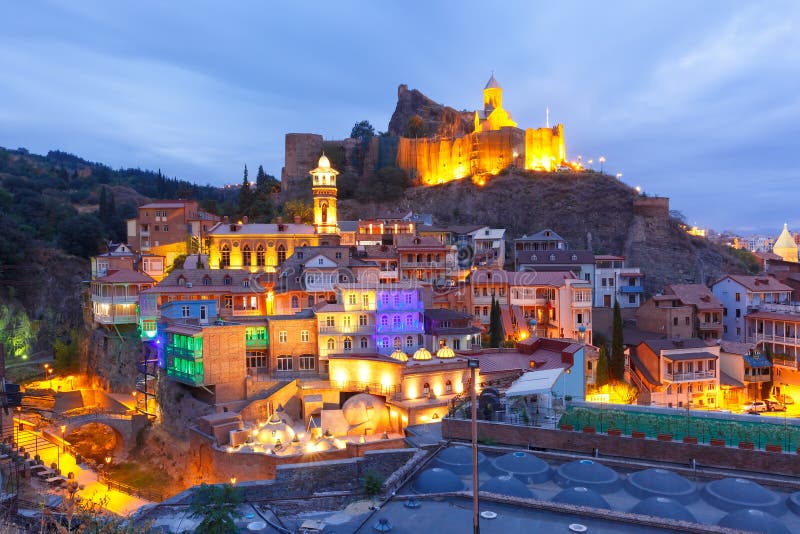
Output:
281 75 567 197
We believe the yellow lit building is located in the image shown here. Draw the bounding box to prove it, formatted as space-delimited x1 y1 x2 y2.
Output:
773 223 798 262
396 74 567 185
310 154 340 236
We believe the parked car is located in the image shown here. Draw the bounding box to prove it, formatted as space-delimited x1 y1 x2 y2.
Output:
766 400 787 412
741 401 767 413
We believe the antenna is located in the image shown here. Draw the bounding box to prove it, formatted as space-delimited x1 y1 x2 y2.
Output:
546 106 550 128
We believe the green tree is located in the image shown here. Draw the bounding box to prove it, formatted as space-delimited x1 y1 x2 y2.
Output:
281 200 313 224
189 483 243 534
405 115 426 138
362 469 383 498
350 120 375 142
59 214 104 257
610 300 625 381
0 303 34 360
596 343 610 387
489 296 504 348
238 165 253 217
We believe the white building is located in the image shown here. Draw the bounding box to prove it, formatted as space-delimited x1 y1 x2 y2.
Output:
468 227 506 269
593 255 645 308
712 275 793 342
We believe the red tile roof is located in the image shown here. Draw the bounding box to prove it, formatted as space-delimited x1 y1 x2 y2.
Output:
664 284 723 311
715 275 793 292
94 269 154 284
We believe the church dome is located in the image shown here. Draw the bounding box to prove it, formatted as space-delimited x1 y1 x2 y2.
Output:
318 153 331 168
773 223 798 262
390 349 409 362
436 346 455 359
412 348 432 361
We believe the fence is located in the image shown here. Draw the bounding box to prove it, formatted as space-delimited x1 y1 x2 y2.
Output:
97 471 163 502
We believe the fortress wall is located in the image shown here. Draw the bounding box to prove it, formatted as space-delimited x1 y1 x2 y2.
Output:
525 124 565 171
633 197 670 218
281 133 323 199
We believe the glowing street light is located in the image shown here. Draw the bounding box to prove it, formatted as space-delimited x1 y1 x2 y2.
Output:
47 368 54 390
230 477 237 486
616 173 623 181
599 156 606 174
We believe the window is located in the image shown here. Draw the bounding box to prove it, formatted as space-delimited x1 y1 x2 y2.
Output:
406 335 414 348
277 355 293 371
381 315 389 327
673 317 678 326
735 292 741 302
348 294 357 305
445 380 453 394
223 296 232 309
667 385 672 395
343 315 352 328
393 336 401 348
474 306 480 317
405 293 413 305
221 244 230 268
394 294 400 307
723 307 727 316
735 308 741 318
393 315 402 329
343 338 352 351
181 305 190 318
577 313 583 324
381 337 390 348
359 314 368 326
247 352 267 370
242 245 251 266
677 384 683 394
327 338 335 351
277 244 286 264
256 245 265 267
243 279 250 288
360 337 368 349
308 296 314 308
335 252 342 259
406 315 414 327
202 276 211 286
629 294 636 304
301 330 309 342
381 294 389 305
363 294 370 308
685 316 690 325
299 354 315 370
423 383 431 396
453 338 461 350
223 275 232 286
291 296 299 309
483 288 488 296
326 316 335 327
483 306 489 316
279 331 287 343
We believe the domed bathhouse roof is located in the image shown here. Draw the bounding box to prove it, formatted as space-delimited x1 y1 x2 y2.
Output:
389 349 409 362
412 347 432 361
626 468 697 504
551 486 611 510
412 468 464 494
436 346 455 359
490 451 551 484
555 459 621 493
718 509 791 534
632 497 697 523
703 477 784 514
773 223 798 262
479 475 535 499
434 445 486 475
788 490 800 515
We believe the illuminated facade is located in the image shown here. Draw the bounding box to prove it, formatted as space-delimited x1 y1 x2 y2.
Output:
773 223 798 262
396 74 567 185
310 154 340 236
90 269 154 326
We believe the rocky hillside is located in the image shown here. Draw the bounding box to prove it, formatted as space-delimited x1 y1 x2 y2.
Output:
339 170 749 293
387 84 474 138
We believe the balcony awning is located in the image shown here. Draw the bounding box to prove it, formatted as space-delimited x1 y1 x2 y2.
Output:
719 371 745 389
662 351 718 361
743 354 772 368
505 368 564 397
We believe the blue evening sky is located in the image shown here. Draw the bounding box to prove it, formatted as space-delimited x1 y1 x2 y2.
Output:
1 1 798 234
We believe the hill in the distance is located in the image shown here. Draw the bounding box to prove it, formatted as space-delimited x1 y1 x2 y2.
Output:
339 170 753 293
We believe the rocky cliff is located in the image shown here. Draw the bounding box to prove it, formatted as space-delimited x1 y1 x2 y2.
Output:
339 171 748 293
388 84 474 138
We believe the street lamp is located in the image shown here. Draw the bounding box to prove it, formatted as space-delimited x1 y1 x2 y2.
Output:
599 156 606 174
230 477 237 486
60 425 66 452
48 368 54 390
43 363 50 382
14 406 20 448
616 173 623 181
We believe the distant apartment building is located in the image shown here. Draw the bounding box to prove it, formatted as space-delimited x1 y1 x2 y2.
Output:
718 340 769 406
513 228 566 270
516 250 595 288
712 275 792 342
267 309 319 378
469 227 506 269
593 255 644 308
396 234 457 285
423 308 482 352
127 200 220 265
636 284 723 341
629 338 721 408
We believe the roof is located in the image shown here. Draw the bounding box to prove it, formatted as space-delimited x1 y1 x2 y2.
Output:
267 309 316 321
640 338 711 353
424 308 473 321
143 269 265 294
628 347 661 387
470 228 506 240
395 234 450 250
485 73 501 89
719 340 756 354
774 223 798 252
594 255 625 261
661 350 718 362
94 269 154 284
207 222 316 236
418 224 486 235
664 284 723 311
714 275 793 293
469 269 577 287
139 201 194 209
516 250 594 265
281 246 376 269
361 244 399 259
746 310 800 322
505 368 564 397
743 353 772 368
719 371 745 389
516 229 565 242
338 221 358 233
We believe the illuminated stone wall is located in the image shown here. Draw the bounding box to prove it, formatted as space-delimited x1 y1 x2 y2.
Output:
396 126 565 185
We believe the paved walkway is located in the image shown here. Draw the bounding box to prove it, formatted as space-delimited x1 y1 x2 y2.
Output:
17 428 150 516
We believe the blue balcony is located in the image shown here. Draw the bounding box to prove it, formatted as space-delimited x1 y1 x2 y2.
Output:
619 285 644 294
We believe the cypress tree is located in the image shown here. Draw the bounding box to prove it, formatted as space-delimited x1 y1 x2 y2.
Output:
596 343 610 387
238 165 252 217
489 295 504 348
610 299 625 381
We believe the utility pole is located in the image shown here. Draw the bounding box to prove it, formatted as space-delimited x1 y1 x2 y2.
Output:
469 358 480 534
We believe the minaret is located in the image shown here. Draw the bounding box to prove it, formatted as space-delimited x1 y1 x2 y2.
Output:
310 153 339 236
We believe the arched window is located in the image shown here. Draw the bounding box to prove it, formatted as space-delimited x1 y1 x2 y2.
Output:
223 275 232 286
256 244 265 267
326 338 335 351
426 254 432 262
321 202 328 224
221 244 230 268
406 335 414 348
242 245 251 266
177 275 185 286
381 315 389 328
343 337 352 351
445 380 453 394
423 383 431 396
393 336 401 349
382 337 390 348
202 275 211 286
360 337 368 349
392 315 402 329
291 296 299 309
277 244 287 264
416 254 423 262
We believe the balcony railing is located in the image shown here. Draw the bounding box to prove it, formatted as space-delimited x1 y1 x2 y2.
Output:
697 321 723 330
619 285 644 294
245 338 269 348
749 333 800 347
329 380 400 399
319 325 373 334
743 374 771 383
166 368 204 386
666 370 716 382
772 356 799 369
93 295 140 304
94 313 138 325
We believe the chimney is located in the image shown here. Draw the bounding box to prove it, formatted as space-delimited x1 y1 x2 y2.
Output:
243 216 248 224
223 216 229 224
276 216 283 224
294 215 301 225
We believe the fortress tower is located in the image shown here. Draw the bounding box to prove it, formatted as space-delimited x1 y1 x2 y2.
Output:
310 154 339 236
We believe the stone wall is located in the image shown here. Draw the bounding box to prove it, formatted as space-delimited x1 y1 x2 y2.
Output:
281 133 323 200
632 197 670 218
442 418 800 476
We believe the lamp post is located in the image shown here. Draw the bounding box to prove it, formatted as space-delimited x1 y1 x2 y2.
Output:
14 407 20 448
468 358 480 534
43 363 50 382
599 156 605 174
616 173 623 181
230 476 237 486
48 368 54 390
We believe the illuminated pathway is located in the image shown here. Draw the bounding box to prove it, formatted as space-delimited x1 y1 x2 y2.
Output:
18 428 151 516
